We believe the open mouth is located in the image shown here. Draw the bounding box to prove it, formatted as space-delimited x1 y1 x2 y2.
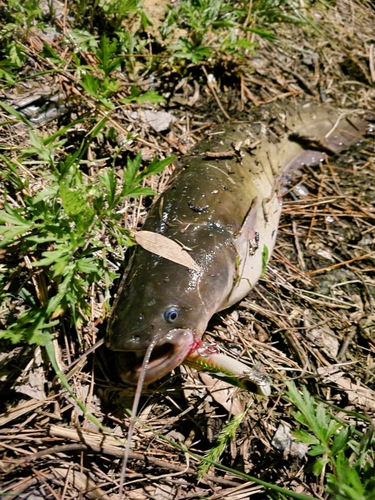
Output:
115 328 195 385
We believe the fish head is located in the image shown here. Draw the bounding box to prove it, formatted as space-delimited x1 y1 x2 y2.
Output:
106 245 231 385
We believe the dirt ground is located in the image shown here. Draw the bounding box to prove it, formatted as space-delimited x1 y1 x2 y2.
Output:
0 0 375 498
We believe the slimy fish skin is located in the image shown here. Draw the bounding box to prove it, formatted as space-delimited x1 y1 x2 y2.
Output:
106 102 371 386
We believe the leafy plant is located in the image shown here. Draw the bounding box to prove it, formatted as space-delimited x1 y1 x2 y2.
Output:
69 0 149 32
198 409 248 479
0 111 175 346
4 0 43 29
168 38 212 65
287 382 375 500
162 0 311 69
162 0 253 67
162 0 248 41
0 0 44 76
120 85 166 105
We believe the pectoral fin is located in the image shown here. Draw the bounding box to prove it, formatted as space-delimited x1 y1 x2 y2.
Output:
235 198 260 256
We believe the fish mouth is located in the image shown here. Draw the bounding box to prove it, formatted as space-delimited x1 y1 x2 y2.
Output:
115 329 195 385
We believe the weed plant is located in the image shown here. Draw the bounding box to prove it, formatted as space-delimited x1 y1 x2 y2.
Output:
1 0 372 499
286 382 375 500
0 113 174 345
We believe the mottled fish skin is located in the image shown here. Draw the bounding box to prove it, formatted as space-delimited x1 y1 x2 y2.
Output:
106 102 370 385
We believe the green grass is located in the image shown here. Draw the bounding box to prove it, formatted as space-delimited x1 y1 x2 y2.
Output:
2 0 374 498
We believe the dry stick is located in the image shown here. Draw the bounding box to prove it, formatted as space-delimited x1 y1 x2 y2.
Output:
47 425 248 488
31 467 59 500
275 60 318 96
325 158 343 196
301 251 375 278
347 197 375 221
305 169 325 247
202 66 231 121
8 443 90 464
370 43 375 82
292 220 306 271
65 338 104 372
337 327 358 362
241 78 261 107
1 476 53 500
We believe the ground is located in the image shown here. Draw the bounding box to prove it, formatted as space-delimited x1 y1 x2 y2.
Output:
0 0 375 499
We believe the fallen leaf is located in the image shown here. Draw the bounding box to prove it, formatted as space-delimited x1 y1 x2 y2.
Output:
317 366 375 410
135 230 201 272
199 372 245 415
14 346 47 400
130 110 175 132
143 110 175 132
272 423 309 459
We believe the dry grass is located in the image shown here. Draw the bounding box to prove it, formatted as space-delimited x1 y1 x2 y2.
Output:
0 0 375 498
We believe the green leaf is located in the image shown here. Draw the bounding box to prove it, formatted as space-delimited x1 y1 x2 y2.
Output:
308 444 326 457
316 403 329 436
59 182 88 216
31 184 59 204
41 41 64 64
75 208 96 235
332 426 351 456
198 410 247 479
76 258 99 274
66 29 99 51
326 418 341 441
0 154 24 188
311 456 329 476
24 235 57 245
0 100 33 127
18 288 38 307
80 72 100 96
121 85 166 105
97 34 123 76
293 429 319 445
0 205 29 225
293 410 308 426
0 307 58 345
170 39 211 64
0 59 17 84
31 247 72 268
123 152 142 186
52 258 71 277
0 224 31 247
45 294 64 316
261 244 269 277
0 206 34 246
142 155 176 178
44 334 104 429
99 168 118 209
26 130 55 164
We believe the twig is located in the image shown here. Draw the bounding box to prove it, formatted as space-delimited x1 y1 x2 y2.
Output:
299 251 375 278
202 66 231 121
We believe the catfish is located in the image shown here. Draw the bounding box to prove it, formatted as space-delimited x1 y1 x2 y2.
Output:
106 102 371 386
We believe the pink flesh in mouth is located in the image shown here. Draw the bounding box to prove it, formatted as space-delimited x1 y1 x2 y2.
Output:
117 328 196 385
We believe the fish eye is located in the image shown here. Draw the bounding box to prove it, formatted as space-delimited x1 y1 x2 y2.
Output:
164 306 180 323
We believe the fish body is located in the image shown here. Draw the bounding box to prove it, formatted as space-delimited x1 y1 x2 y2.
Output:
106 102 369 385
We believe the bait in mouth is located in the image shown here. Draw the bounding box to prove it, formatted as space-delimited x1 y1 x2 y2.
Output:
185 343 272 396
106 102 371 388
